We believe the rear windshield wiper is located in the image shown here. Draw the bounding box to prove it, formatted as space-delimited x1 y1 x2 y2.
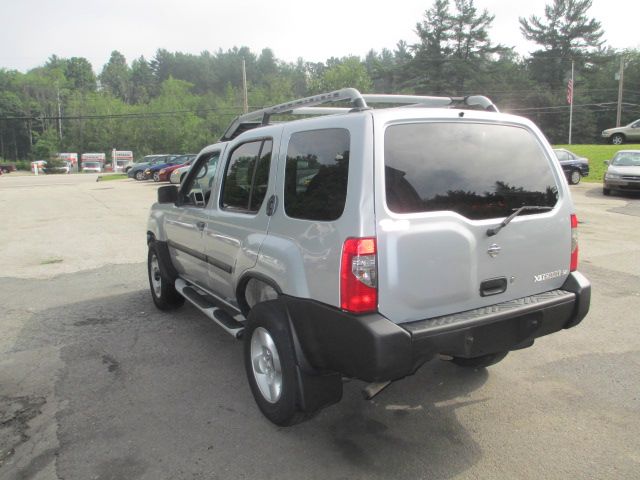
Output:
486 206 553 237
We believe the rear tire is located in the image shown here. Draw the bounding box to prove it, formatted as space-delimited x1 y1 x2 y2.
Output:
611 133 625 145
603 187 611 196
147 243 184 311
451 351 508 368
243 301 306 426
569 170 581 185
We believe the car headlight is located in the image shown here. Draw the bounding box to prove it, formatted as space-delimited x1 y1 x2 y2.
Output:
605 173 621 180
159 169 166 174
144 169 151 174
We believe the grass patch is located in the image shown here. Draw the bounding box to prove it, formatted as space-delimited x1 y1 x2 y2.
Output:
97 173 128 182
553 144 640 182
40 257 63 265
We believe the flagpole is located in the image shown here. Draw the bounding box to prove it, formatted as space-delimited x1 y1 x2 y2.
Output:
568 60 574 145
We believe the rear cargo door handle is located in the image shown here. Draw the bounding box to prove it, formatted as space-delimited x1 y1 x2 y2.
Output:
196 221 206 231
480 277 507 297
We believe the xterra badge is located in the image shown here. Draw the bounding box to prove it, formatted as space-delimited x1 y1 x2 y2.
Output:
534 269 568 282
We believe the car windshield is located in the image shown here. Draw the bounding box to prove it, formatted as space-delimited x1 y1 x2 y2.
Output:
612 153 640 167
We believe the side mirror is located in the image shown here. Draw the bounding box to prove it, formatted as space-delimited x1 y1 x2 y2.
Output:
604 160 610 166
158 185 178 204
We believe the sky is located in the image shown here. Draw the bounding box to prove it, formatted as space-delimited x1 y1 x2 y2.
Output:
0 0 637 73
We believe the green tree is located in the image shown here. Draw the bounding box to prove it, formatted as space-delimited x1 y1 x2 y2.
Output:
64 57 96 92
519 0 604 87
408 0 502 94
130 56 156 103
100 51 131 102
308 57 372 93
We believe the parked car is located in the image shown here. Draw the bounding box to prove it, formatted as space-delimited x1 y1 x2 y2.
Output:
145 155 196 182
125 154 161 174
128 155 177 181
0 162 17 173
146 88 590 426
553 148 590 184
169 164 192 184
603 150 640 196
602 119 640 145
156 154 197 182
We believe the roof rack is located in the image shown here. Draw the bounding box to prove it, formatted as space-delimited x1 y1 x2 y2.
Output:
220 88 498 141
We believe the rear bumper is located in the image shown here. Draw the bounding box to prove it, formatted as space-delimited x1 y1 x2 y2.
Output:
284 272 590 382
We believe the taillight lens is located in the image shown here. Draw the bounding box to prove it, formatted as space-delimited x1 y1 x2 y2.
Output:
340 237 377 313
570 214 579 272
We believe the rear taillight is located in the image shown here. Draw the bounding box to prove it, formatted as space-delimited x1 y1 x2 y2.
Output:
570 214 579 272
340 237 377 313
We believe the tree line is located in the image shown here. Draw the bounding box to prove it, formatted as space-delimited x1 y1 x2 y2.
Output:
0 0 638 162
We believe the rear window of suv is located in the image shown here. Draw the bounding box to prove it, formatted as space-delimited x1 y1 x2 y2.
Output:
384 122 558 220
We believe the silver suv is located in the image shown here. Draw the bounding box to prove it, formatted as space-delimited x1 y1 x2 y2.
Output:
146 89 591 425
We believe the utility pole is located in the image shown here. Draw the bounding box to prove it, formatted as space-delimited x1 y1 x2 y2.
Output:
242 58 249 114
616 55 625 127
568 60 574 145
56 82 63 140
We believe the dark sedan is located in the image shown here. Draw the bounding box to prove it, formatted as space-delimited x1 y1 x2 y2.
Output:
128 155 177 181
553 149 590 185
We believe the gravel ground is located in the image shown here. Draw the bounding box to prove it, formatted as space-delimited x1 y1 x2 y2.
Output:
1 174 639 480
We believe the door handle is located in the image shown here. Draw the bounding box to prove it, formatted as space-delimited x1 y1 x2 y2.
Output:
196 221 206 231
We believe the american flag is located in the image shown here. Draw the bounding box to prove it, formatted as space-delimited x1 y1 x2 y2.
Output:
567 79 574 105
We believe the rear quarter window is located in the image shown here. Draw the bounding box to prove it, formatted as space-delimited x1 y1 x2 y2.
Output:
284 128 350 221
384 122 558 220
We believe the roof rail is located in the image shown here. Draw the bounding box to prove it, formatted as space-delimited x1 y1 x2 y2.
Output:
220 88 498 141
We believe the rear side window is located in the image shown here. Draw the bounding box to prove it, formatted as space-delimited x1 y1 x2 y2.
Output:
221 139 272 213
284 129 350 221
384 123 558 220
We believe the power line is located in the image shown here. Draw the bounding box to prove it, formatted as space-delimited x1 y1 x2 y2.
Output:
0 107 255 121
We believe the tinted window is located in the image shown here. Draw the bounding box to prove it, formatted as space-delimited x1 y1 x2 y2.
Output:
384 123 558 220
221 140 272 212
284 129 350 221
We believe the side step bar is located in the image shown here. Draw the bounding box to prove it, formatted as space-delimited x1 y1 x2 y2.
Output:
175 278 245 339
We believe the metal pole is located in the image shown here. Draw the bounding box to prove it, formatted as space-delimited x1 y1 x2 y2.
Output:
242 58 249 114
568 60 574 145
616 55 624 127
56 83 62 140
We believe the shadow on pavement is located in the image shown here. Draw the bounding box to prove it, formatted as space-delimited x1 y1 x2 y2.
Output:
8 287 490 480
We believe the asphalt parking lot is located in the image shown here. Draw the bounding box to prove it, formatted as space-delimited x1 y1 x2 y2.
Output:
1 174 639 480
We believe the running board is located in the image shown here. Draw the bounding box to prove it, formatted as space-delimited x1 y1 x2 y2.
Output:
175 278 245 339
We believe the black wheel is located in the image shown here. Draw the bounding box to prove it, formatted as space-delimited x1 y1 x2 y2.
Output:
147 243 184 311
611 133 625 145
244 301 306 426
135 170 145 181
569 170 581 185
603 187 611 196
153 172 160 182
451 351 508 368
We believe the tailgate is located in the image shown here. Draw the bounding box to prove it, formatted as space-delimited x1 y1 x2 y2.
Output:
375 119 572 324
